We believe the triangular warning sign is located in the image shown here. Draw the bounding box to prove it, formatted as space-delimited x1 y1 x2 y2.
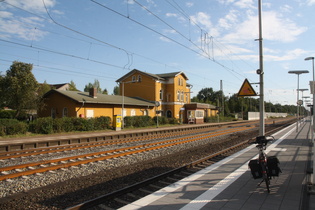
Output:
237 79 257 97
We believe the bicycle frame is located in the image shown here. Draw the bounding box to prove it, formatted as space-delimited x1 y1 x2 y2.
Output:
256 141 270 193
252 135 274 193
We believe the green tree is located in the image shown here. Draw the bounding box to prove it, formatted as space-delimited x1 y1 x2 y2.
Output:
84 79 102 93
102 88 108 95
113 86 119 95
69 80 78 91
37 80 51 98
1 61 39 117
84 82 93 92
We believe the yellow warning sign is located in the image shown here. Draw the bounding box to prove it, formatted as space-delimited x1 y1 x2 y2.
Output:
237 79 257 97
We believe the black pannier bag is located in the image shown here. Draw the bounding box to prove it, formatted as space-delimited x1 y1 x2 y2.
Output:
248 159 262 179
267 156 281 177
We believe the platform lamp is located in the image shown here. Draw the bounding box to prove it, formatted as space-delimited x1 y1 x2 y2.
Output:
305 57 315 135
288 70 309 132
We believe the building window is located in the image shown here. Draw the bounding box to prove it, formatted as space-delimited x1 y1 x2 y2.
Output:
178 78 181 85
138 75 142 82
177 91 180 101
181 91 184 101
86 110 94 118
185 94 188 103
132 75 136 82
51 108 56 118
131 109 136 116
196 110 204 118
63 107 68 117
160 89 163 100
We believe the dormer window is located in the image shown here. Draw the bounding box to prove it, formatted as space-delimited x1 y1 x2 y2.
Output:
138 75 142 82
132 75 136 82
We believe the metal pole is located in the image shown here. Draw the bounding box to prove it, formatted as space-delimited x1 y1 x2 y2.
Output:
297 74 300 132
311 59 315 185
122 82 124 129
258 0 265 136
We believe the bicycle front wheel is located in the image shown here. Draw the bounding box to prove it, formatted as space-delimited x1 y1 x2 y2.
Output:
264 174 270 193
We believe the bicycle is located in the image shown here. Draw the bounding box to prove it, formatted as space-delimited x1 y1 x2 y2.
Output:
249 135 280 193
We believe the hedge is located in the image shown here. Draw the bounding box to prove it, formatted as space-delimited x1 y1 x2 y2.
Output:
29 116 112 134
0 119 28 136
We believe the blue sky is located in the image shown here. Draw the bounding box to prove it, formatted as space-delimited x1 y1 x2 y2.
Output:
1 0 315 106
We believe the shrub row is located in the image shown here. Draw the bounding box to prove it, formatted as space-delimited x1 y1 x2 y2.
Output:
124 116 180 128
0 115 182 136
0 110 16 119
0 119 28 136
29 116 111 134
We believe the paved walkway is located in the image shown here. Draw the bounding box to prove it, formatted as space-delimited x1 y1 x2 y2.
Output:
119 120 315 210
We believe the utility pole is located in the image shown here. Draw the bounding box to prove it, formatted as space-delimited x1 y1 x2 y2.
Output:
220 80 224 117
258 0 265 137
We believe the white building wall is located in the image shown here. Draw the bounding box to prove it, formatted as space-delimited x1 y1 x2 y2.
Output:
248 112 288 120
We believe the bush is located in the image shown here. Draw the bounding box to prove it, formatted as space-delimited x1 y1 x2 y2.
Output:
0 110 16 119
124 116 153 128
0 119 28 136
29 117 54 134
153 116 168 125
168 118 180 124
94 116 111 130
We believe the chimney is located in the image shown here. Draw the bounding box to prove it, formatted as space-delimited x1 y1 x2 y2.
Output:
89 88 97 98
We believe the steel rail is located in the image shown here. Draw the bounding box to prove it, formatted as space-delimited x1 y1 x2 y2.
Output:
66 121 293 210
0 126 253 181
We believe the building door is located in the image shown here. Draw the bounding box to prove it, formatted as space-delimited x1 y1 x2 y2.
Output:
166 110 172 118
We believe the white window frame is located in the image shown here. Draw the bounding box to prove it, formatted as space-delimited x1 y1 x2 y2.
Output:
63 107 68 117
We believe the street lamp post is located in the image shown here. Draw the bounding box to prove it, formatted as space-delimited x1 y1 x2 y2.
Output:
288 70 309 132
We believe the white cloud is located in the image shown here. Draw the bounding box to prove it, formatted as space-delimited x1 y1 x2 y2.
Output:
0 13 48 41
166 13 178 18
0 0 56 41
218 9 238 30
218 10 306 45
264 48 308 61
186 2 194 8
234 0 255 9
5 0 56 13
263 11 307 42
280 5 293 13
306 0 315 6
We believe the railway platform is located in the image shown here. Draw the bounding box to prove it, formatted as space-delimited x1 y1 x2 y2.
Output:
119 120 315 210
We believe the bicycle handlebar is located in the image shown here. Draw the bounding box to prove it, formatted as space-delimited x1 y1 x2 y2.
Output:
250 135 275 146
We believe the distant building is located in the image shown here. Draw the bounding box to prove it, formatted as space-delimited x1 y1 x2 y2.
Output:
49 83 70 90
38 89 155 118
116 69 217 123
39 69 218 123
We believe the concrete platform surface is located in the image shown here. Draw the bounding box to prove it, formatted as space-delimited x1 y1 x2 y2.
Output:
119 120 315 210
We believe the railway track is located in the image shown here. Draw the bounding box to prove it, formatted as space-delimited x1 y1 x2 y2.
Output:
66 120 294 210
0 125 254 181
0 118 296 209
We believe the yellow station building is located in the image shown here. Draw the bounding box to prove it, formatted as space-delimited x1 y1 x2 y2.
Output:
39 69 218 124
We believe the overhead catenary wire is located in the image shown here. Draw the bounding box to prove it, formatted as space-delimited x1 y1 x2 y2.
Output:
0 0 294 103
